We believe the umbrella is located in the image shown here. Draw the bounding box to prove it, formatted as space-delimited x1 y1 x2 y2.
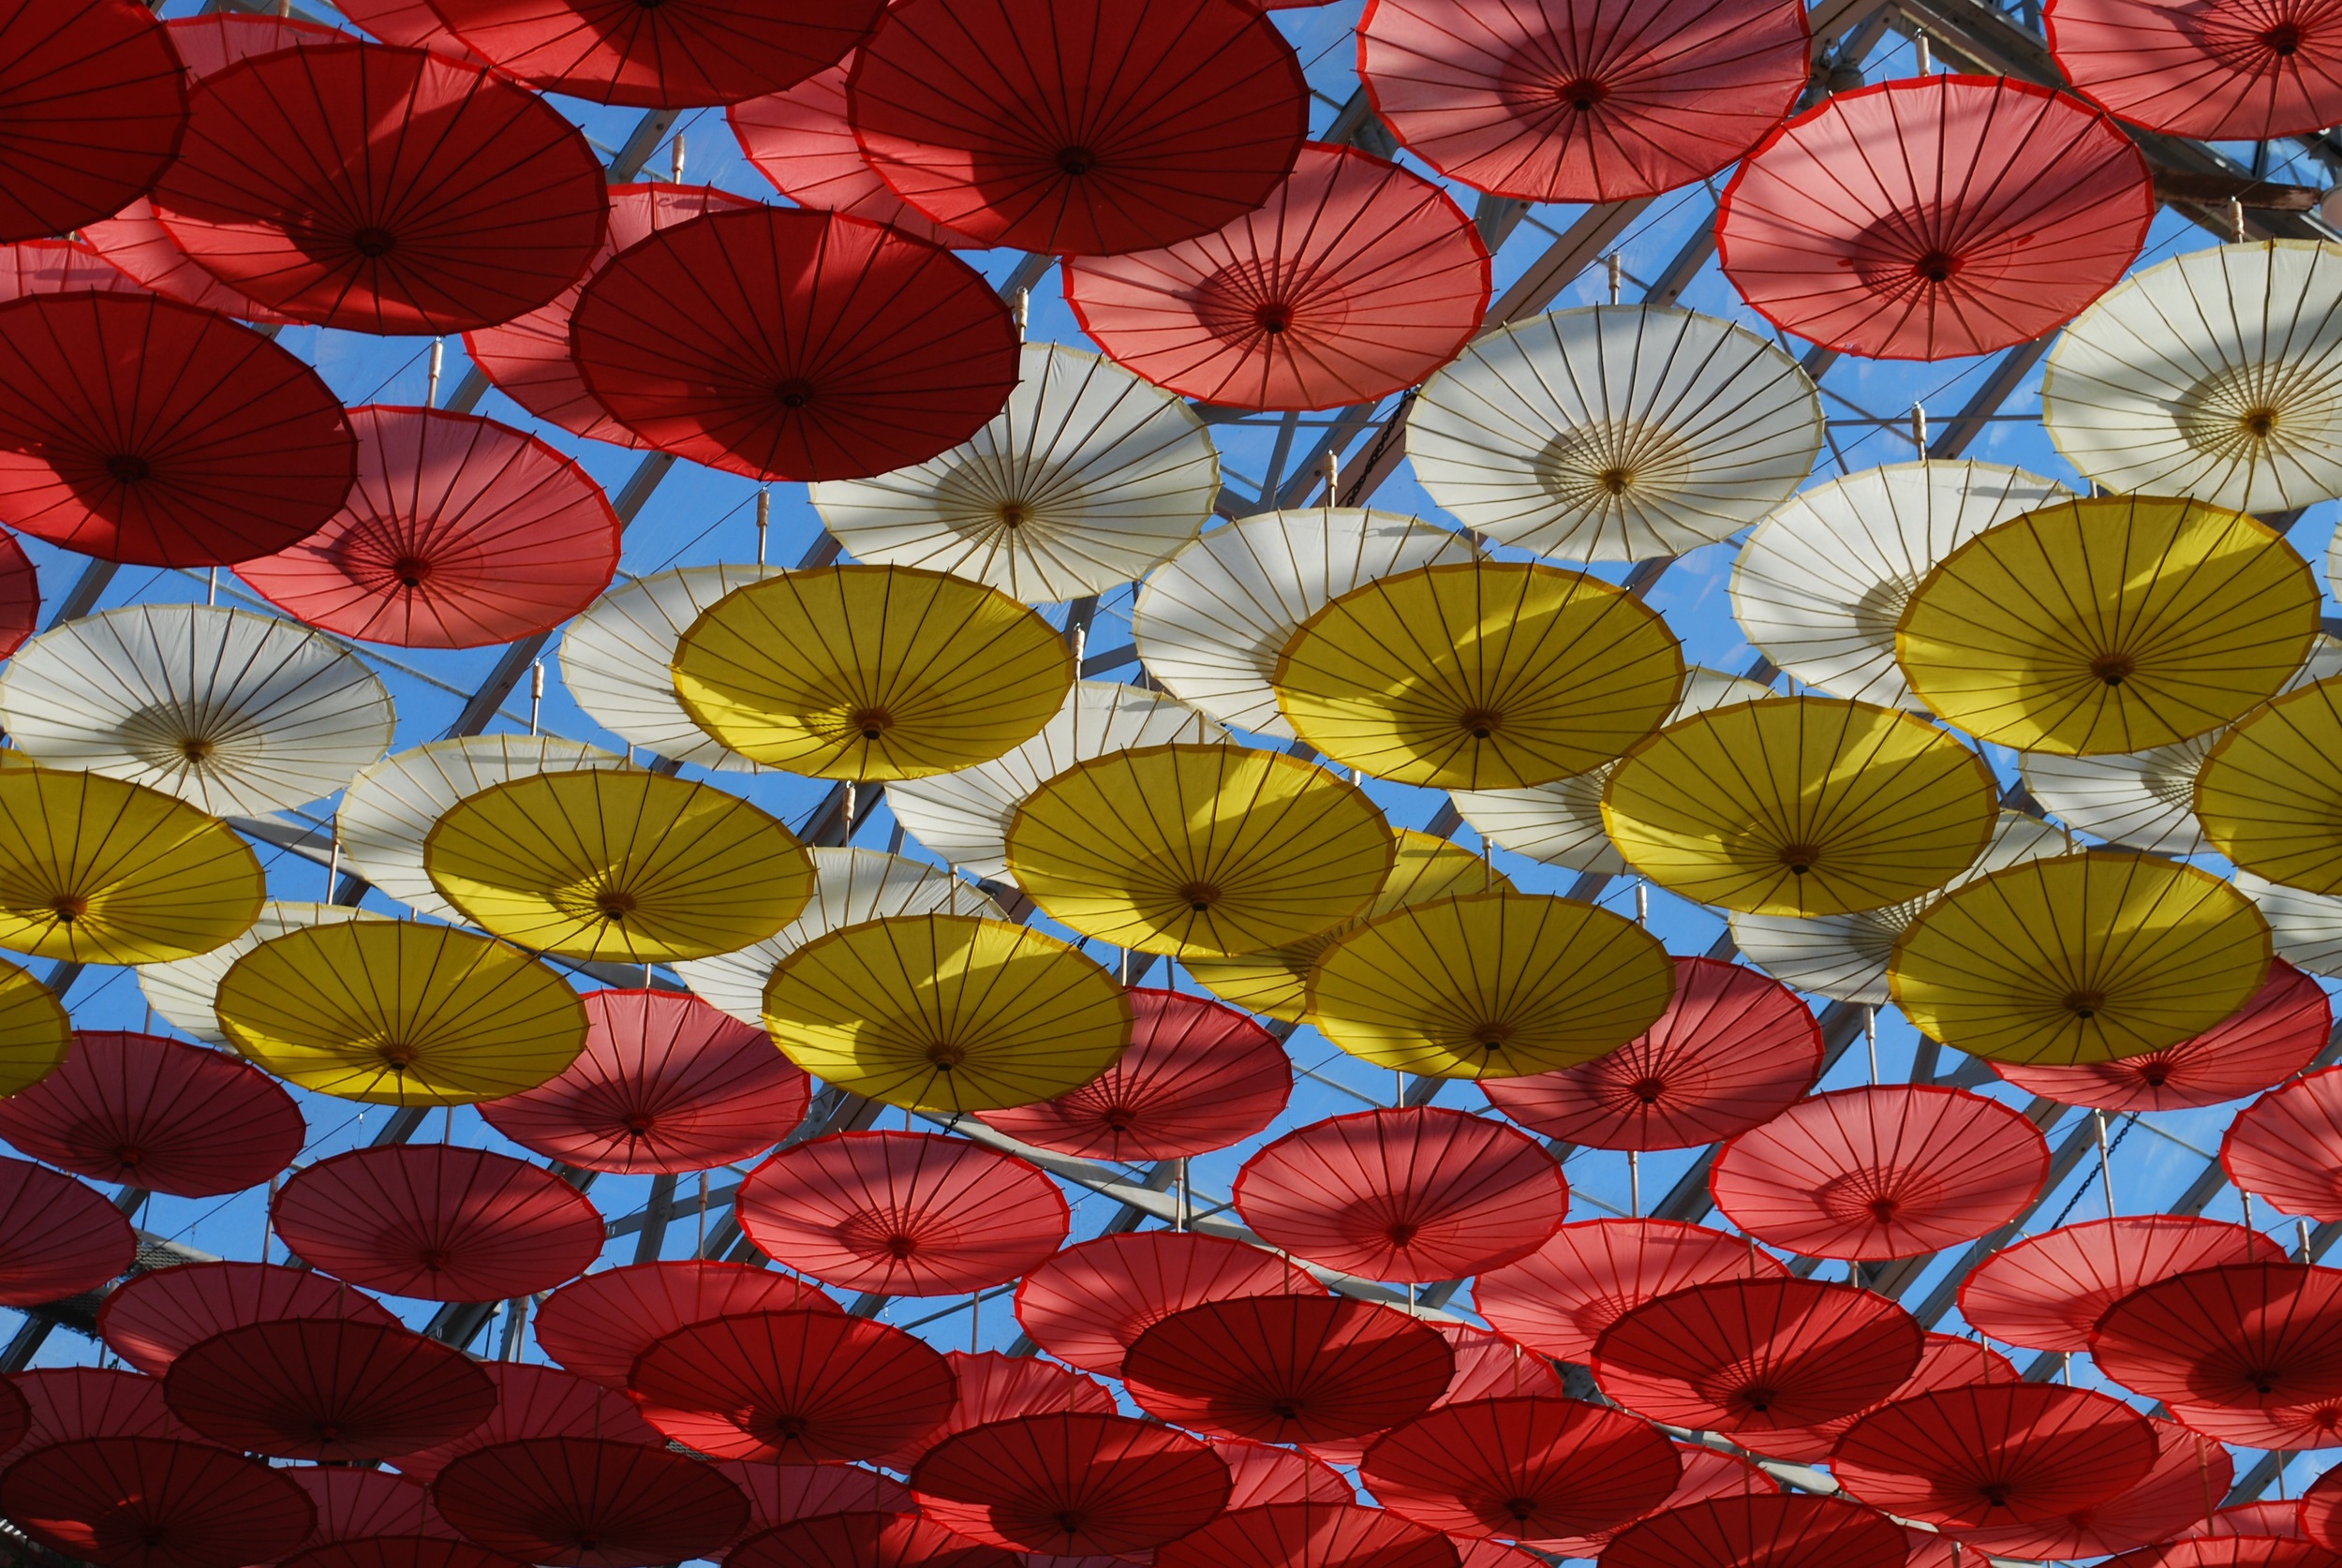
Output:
422 769 815 963
730 1514 1015 1568
1063 144 1490 412
810 343 1218 602
728 60 974 244
1831 1383 2159 1528
235 406 622 649
1357 0 1810 202
2049 3 2342 141
1408 304 1823 561
1308 1319 1570 1470
1889 851 2274 1065
215 921 587 1104
0 1155 135 1304
0 603 393 814
96 1261 395 1377
1220 1438 1357 1506
1961 1217 2288 1354
1742 1332 2019 1465
0 951 72 1097
1158 1504 1458 1568
161 1318 497 1462
0 1437 315 1568
910 1413 1233 1555
2200 675 2342 893
150 40 607 334
1120 1294 1453 1443
1540 1445 1778 1559
2224 1067 2342 1219
1359 1395 1681 1544
0 0 185 241
0 239 146 302
0 1368 194 1470
671 565 1073 777
870 1351 1116 1472
847 0 1308 255
429 1439 747 1568
0 1028 302 1197
421 0 878 106
1717 76 2153 359
1012 1229 1322 1377
136 901 385 1046
1602 1495 1908 1568
1951 1418 2240 1561
557 566 786 774
715 1464 914 1541
331 0 482 55
2092 1261 2342 1409
533 1259 839 1389
285 1470 456 1548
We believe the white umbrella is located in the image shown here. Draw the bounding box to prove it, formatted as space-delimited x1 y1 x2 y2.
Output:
885 680 1226 880
674 847 1003 1026
337 735 630 921
1452 668 1771 875
2044 239 2342 514
557 564 785 772
0 604 394 815
810 344 1220 603
138 899 386 1044
2235 870 2342 980
1131 507 1476 739
1407 303 1823 562
1730 460 2072 711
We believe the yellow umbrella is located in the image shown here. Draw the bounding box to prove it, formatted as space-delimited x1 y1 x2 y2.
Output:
1601 696 1998 917
0 767 262 964
1185 830 1507 1024
1896 495 2319 755
1272 559 1684 790
1004 742 1396 958
215 921 588 1104
2196 675 2342 893
671 564 1075 778
0 955 70 1097
1307 890 1673 1078
763 912 1132 1113
1890 851 2270 1065
424 770 815 965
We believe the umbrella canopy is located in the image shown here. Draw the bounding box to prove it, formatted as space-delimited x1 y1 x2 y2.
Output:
911 1412 1233 1556
847 0 1308 255
571 207 1018 481
1717 76 2153 360
1308 1320 1571 1470
0 1155 135 1304
2199 676 2342 894
1951 1418 2239 1561
728 61 973 244
730 1514 1015 1568
809 344 1219 602
1219 1438 1359 1506
2224 1067 2342 1219
421 0 878 107
215 921 587 1105
1831 1383 2159 1528
1012 1229 1322 1377
96 1261 395 1377
284 1468 457 1548
1540 1444 1778 1559
671 565 1073 777
0 952 74 1098
1889 851 2273 1065
1158 1503 1459 1568
1360 1395 1682 1544
429 1439 747 1568
0 604 393 815
738 1131 1068 1294
533 1259 839 1389
870 1351 1117 1472
2048 1 2342 140
1741 1331 2019 1465
1602 1495 1909 1568
137 902 382 1047
2092 1261 2342 1410
235 406 622 649
150 40 608 334
161 1318 497 1462
0 239 146 302
0 1368 195 1469
715 1463 914 1539
1309 890 1675 1079
1357 0 1810 202
0 1437 315 1568
0 292 355 566
270 1144 605 1301
1408 304 1823 561
0 0 185 239
0 1028 302 1196
1961 1217 2288 1354
1121 1294 1454 1443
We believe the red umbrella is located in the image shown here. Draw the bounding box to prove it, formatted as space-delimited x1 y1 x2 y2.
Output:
1065 144 1489 412
1304 1321 1569 1471
476 988 804 1173
1709 1086 2050 1260
1831 1383 2160 1528
2047 0 2342 139
626 1307 956 1463
716 1462 915 1540
284 1540 528 1568
1961 1217 2287 1353
0 1368 196 1472
1997 961 2329 1114
270 1145 605 1303
0 292 356 567
1158 1503 1458 1568
912 1411 1233 1555
2111 1546 2342 1568
2166 1396 2342 1449
1234 1106 1564 1282
1219 1437 1356 1506
430 1438 748 1568
737 1131 1068 1296
0 240 148 302
1359 1395 1682 1544
1122 1294 1455 1443
0 1030 303 1198
1602 1495 1908 1568
0 527 32 660
161 1318 496 1461
1716 76 2154 360
2305 1461 2342 1547
2184 1503 2309 1540
287 1468 458 1547
333 0 487 56
571 206 1018 482
1014 1230 1321 1377
1357 0 1811 203
1482 959 1822 1152
385 1361 662 1483
731 1512 1018 1568
1951 1417 2235 1561
421 0 880 107
2226 1068 2342 1220
0 0 185 243
2093 1262 2342 1410
872 1351 1116 1471
1592 1277 1924 1434
535 1259 839 1388
97 1261 398 1377
235 407 623 652
150 41 608 335
728 61 974 245
847 0 1309 255
0 1156 134 1304
1541 1444 1776 1558
977 987 1292 1161
159 12 342 74
1740 1331 2016 1464
0 1436 316 1568
463 182 752 448
1474 1220 1787 1362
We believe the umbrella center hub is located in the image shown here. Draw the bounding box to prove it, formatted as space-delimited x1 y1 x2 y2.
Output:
1980 1483 2012 1508
1536 422 1694 510
623 1111 657 1133
351 227 397 259
1913 248 1959 284
1778 843 1823 875
378 1039 419 1069
773 378 818 410
2266 21 2305 53
1470 1021 1513 1049
48 894 87 924
594 887 640 919
106 453 151 484
2065 988 2104 1019
1054 1511 1087 1532
1101 1104 1136 1129
1196 260 1340 349
995 500 1032 529
421 1248 452 1270
926 1040 967 1068
1460 707 1502 740
1629 1076 1668 1104
2242 405 2283 438
2135 1056 2173 1086
2089 652 2135 687
1738 1385 1776 1412
1385 1220 1420 1244
1504 1497 1540 1522
1254 303 1294 335
1595 466 1634 496
116 1144 144 1166
1178 880 1220 913
1268 1398 1302 1419
1056 145 1097 176
391 555 433 587
1553 76 1608 111
849 707 892 741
